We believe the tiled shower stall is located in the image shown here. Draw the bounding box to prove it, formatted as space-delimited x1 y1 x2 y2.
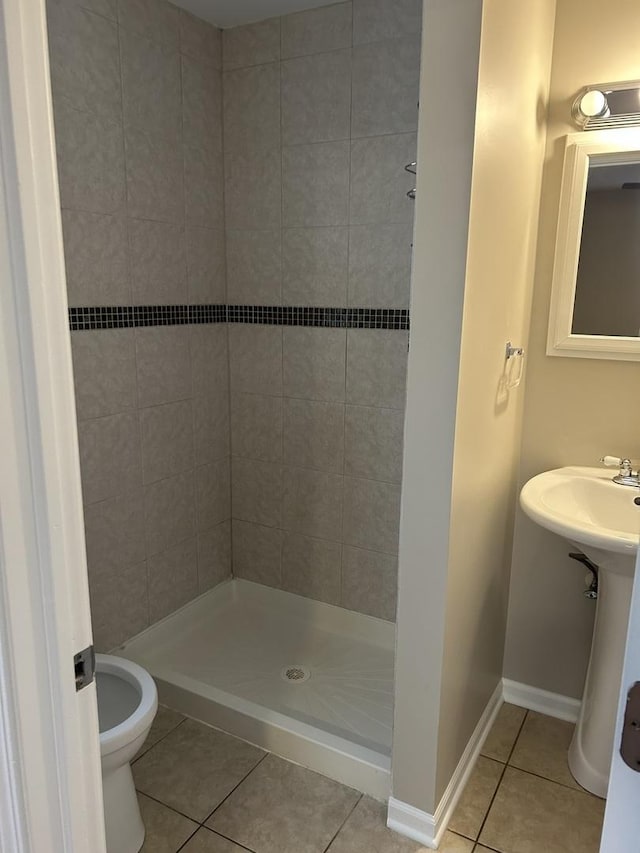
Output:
51 0 421 652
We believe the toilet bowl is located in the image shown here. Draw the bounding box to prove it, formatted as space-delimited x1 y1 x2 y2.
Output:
96 654 158 853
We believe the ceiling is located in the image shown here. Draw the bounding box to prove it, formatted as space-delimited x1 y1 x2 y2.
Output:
172 0 338 28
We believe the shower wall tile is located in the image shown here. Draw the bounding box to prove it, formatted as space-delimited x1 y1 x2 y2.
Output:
225 147 282 230
77 412 142 504
232 520 282 587
125 124 184 223
229 325 283 396
89 559 149 650
282 141 350 227
283 328 346 402
341 546 397 620
117 0 181 49
180 8 222 67
352 0 422 45
136 326 192 408
51 0 230 645
232 458 282 528
83 489 147 578
281 50 351 146
184 145 225 229
282 227 348 306
281 533 341 605
351 37 420 138
190 326 229 399
349 132 417 225
144 470 196 556
61 210 130 306
198 521 231 592
47 3 121 119
186 227 226 303
120 29 181 142
223 63 281 154
55 103 125 214
222 18 281 70
282 467 343 541
231 393 283 463
344 405 404 483
71 329 137 420
140 400 195 484
281 2 352 59
283 398 344 474
148 536 199 622
348 223 413 307
343 476 401 554
226 230 282 305
182 58 223 155
346 329 408 409
129 218 187 304
192 393 230 464
195 459 231 531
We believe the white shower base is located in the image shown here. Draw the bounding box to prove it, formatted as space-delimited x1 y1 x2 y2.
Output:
118 579 395 799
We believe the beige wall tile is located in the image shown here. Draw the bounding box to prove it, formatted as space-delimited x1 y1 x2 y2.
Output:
282 227 348 306
352 0 422 45
78 412 142 504
229 325 282 396
223 62 280 154
349 133 416 225
180 9 221 67
61 210 130 305
232 457 282 527
344 404 404 483
223 18 280 70
341 545 397 620
281 532 341 604
144 470 196 555
231 393 283 463
129 218 187 304
136 327 192 408
232 520 282 586
283 140 350 227
140 400 194 484
283 327 346 402
342 476 401 554
148 536 199 621
195 459 231 531
346 329 408 408
282 466 343 541
71 330 137 420
283 397 344 473
281 3 352 60
197 521 231 592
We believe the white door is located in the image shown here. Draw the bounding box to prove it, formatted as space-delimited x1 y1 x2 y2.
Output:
600 545 640 851
0 0 106 850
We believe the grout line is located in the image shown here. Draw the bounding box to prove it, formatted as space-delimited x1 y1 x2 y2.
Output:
199 752 270 827
472 711 530 844
135 789 199 825
132 716 188 765
323 793 363 853
174 824 201 852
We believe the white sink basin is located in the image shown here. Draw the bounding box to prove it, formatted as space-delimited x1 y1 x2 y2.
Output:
520 465 640 799
521 466 638 569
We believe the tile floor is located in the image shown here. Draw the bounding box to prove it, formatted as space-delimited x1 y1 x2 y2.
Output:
132 703 605 853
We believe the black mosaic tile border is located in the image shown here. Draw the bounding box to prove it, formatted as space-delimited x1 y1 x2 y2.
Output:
68 305 410 331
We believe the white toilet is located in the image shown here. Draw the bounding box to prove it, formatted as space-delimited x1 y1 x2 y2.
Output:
96 654 158 853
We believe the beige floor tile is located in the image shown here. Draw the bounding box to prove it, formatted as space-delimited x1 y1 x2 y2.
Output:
481 704 527 763
448 757 503 840
136 705 186 759
181 827 250 852
138 793 198 853
207 754 361 853
509 711 581 790
327 796 432 852
438 830 475 852
478 766 604 853
133 718 265 822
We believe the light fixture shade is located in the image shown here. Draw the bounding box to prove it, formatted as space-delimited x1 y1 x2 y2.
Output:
573 81 640 130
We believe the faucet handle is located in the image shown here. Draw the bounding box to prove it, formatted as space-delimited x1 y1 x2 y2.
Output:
601 456 634 478
601 455 625 468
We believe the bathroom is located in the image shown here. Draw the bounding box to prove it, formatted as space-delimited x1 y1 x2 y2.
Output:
2 0 640 850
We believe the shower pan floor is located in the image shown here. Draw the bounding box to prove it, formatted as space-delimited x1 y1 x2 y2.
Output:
119 579 395 798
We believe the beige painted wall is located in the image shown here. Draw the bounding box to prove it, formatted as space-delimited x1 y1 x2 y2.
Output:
393 0 554 813
504 0 640 698
435 0 556 800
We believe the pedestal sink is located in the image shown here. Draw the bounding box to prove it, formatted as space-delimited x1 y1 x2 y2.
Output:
520 466 639 799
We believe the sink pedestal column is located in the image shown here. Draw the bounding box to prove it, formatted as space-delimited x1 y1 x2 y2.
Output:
568 559 634 799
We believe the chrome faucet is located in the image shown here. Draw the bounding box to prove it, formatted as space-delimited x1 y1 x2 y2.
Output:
601 455 640 487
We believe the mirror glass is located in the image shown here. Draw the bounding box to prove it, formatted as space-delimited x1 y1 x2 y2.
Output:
572 161 640 337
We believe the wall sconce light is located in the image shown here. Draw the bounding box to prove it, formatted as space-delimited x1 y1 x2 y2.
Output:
573 81 640 130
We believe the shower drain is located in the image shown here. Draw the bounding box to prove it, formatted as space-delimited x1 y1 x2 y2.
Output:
280 665 311 684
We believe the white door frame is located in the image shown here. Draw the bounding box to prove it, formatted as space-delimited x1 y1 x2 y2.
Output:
0 0 106 850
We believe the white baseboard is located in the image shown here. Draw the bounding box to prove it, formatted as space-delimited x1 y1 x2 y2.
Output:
387 680 503 849
502 678 581 723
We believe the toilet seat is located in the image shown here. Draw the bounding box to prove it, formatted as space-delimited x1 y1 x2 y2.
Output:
96 655 157 757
